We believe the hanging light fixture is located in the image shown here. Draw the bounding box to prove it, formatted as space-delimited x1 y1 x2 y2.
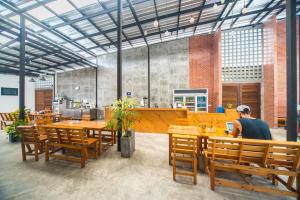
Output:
165 30 170 36
241 0 248 14
39 74 46 81
144 30 148 36
29 77 36 82
220 0 225 4
189 16 195 24
153 19 159 28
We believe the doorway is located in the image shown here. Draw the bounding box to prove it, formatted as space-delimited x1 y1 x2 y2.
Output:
222 83 261 118
35 89 53 112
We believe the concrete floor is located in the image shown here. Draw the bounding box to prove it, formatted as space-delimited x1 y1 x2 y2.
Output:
0 129 294 200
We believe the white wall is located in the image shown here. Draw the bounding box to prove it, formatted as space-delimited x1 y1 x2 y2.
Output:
0 74 35 113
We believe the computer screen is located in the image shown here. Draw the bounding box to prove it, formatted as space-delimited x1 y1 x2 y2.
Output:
226 122 234 132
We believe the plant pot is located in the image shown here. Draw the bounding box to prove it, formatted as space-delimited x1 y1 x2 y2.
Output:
121 130 135 158
8 135 20 143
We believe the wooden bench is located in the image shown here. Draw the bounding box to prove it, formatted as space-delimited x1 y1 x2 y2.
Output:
44 127 99 168
204 137 300 198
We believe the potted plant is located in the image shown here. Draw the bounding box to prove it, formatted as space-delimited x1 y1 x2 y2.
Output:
110 97 137 158
4 109 30 143
5 120 26 143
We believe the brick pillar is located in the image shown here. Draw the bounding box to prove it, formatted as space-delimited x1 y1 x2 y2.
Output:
263 16 278 127
189 31 222 112
213 30 222 107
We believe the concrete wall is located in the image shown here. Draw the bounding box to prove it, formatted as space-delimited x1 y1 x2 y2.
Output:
57 68 96 105
57 38 189 108
0 74 35 113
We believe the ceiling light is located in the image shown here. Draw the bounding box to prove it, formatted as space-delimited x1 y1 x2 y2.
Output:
39 76 46 81
241 7 248 14
29 77 36 82
144 30 148 36
153 20 159 28
213 3 218 9
189 17 195 24
165 30 170 36
220 0 225 4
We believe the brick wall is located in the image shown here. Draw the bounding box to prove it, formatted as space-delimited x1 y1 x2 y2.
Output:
189 31 221 112
263 17 299 127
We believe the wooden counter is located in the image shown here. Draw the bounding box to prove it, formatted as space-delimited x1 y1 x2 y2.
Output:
132 108 188 133
104 107 238 133
104 107 187 133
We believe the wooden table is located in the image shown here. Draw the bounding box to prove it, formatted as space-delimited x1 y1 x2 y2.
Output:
167 125 230 165
43 120 107 154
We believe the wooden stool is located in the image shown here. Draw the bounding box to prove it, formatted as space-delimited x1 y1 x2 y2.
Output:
172 134 198 184
17 126 47 161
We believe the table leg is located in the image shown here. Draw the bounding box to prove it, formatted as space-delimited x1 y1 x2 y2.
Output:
99 130 102 156
169 134 172 165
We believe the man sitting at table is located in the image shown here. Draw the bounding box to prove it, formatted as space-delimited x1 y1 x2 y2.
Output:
232 105 272 140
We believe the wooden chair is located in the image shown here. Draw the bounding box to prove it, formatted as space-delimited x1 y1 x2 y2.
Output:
204 137 300 198
101 128 116 146
17 126 47 161
45 127 99 168
172 134 198 184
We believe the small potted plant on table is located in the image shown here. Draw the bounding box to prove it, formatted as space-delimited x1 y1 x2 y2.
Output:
110 97 137 158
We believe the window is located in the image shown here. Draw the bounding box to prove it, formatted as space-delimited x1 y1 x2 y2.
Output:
35 77 54 89
221 27 263 82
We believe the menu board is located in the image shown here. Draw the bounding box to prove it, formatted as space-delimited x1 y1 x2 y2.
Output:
1 87 18 96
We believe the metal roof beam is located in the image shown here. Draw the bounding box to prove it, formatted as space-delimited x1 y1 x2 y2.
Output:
0 38 18 50
0 17 95 67
88 2 296 49
153 0 162 41
66 0 112 51
253 0 285 26
0 0 97 58
215 0 238 31
127 0 148 45
250 0 276 24
5 0 57 17
0 66 41 77
34 0 150 30
98 1 133 47
41 1 106 52
211 0 230 32
73 0 235 42
176 0 182 37
230 0 254 28
193 0 206 34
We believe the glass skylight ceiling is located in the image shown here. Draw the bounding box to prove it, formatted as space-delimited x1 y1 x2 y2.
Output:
0 0 299 75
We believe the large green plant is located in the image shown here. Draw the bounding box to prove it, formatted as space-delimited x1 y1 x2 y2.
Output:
5 120 26 140
109 97 138 136
4 109 31 141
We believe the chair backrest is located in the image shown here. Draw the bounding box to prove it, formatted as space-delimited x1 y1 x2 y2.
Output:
0 113 16 122
172 134 197 154
17 126 38 143
35 115 53 125
46 127 87 145
44 127 60 144
207 137 300 171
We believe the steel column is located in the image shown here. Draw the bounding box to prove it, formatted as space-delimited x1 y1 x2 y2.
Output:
286 0 297 141
117 0 123 152
53 73 56 98
19 15 26 121
95 67 98 108
148 45 150 108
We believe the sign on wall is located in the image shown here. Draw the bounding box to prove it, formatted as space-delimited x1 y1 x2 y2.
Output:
1 87 18 96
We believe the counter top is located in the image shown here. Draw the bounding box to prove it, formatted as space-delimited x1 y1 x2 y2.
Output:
129 108 187 111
